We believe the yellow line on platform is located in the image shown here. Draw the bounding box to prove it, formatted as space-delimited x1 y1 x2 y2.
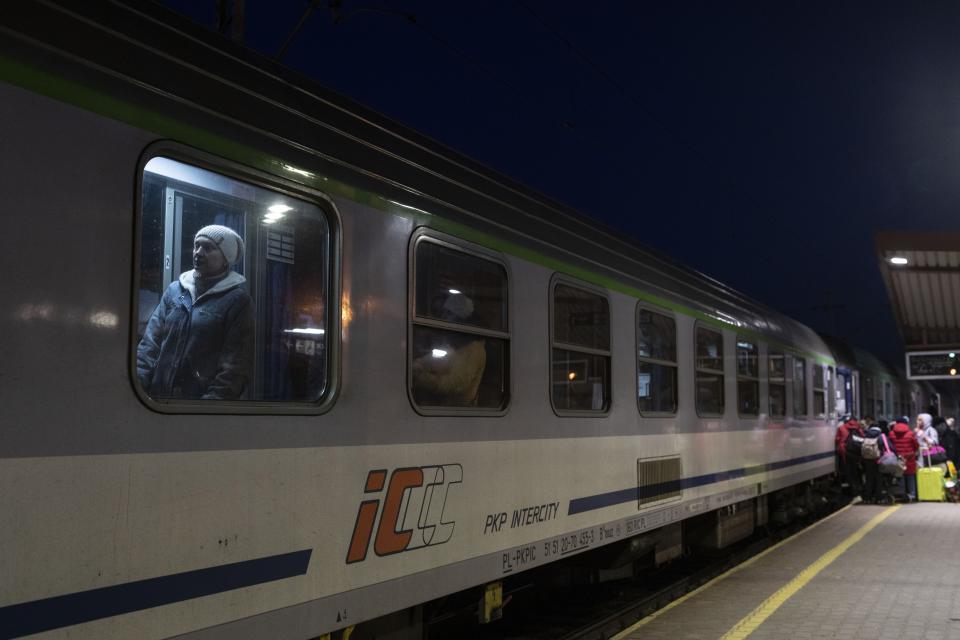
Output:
611 503 855 640
719 504 899 640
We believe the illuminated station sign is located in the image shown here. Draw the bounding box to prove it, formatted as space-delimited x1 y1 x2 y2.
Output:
906 350 960 380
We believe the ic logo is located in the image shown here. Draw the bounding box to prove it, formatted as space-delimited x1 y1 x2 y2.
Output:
346 464 463 564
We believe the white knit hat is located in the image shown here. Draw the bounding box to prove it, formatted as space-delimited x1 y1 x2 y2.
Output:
195 225 244 266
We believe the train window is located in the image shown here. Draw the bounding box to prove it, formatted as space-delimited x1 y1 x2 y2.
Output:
135 156 334 409
410 237 509 411
552 282 610 413
793 356 807 417
827 367 835 416
736 338 759 416
768 350 786 417
883 381 893 420
695 326 724 416
813 365 826 417
636 306 677 415
863 376 875 418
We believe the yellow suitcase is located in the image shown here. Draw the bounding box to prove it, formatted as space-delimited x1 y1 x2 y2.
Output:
918 466 945 502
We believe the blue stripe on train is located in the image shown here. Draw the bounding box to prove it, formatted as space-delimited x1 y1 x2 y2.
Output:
0 549 312 639
567 450 835 515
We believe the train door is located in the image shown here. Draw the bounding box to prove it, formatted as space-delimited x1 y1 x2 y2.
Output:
835 368 853 417
851 371 860 418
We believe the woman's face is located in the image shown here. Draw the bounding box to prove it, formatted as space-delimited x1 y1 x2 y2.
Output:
193 236 226 277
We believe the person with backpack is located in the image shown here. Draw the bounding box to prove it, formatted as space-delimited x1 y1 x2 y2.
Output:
836 417 865 497
861 421 888 504
890 417 920 501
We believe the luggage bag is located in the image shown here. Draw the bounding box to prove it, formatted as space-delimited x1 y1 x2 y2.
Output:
918 451 946 502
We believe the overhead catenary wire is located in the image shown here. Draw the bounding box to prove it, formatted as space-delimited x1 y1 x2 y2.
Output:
273 1 620 154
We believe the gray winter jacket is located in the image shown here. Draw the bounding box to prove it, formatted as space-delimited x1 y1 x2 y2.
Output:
137 270 254 400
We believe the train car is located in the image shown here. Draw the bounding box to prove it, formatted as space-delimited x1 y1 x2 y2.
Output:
820 334 946 423
0 3 854 639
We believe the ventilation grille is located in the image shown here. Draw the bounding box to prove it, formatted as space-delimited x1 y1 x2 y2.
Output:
267 227 295 264
637 456 683 508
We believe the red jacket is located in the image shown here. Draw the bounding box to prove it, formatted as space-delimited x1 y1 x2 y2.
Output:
836 420 864 460
889 421 919 475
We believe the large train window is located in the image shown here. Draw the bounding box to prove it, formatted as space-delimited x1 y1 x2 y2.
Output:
636 305 677 415
768 350 786 418
736 337 759 416
409 235 509 412
813 365 826 417
695 326 724 416
551 280 610 414
135 156 335 410
793 356 807 417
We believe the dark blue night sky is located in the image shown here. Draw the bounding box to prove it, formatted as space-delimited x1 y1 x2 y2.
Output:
159 0 960 365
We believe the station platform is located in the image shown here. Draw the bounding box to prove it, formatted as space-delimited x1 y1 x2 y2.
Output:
613 501 960 640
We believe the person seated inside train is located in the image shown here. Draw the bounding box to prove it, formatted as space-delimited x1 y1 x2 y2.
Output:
137 225 254 400
411 293 486 407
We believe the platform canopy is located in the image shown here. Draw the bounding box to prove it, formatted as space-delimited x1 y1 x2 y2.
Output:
876 231 960 352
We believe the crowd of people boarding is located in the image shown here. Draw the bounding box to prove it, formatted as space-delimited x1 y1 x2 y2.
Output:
835 409 960 503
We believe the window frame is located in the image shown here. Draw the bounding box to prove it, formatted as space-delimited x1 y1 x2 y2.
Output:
549 274 612 417
635 303 678 417
131 143 342 415
694 323 726 418
407 228 512 416
735 335 760 418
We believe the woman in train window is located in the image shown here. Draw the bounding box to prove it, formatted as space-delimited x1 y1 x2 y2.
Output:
136 225 254 400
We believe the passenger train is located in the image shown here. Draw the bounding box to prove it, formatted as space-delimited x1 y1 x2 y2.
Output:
0 3 946 639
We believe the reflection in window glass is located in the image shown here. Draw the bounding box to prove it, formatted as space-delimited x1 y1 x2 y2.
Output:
696 327 724 415
737 338 759 416
136 157 330 403
813 365 826 417
552 284 610 412
553 349 610 411
793 356 807 417
637 308 677 414
410 240 509 409
415 242 507 332
553 285 610 351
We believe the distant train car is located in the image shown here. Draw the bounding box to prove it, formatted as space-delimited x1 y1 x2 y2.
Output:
820 334 946 422
0 3 918 639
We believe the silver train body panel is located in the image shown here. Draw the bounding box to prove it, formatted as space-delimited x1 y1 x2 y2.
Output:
0 3 876 639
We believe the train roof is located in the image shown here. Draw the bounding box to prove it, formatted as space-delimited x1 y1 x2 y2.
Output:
3 0 832 360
